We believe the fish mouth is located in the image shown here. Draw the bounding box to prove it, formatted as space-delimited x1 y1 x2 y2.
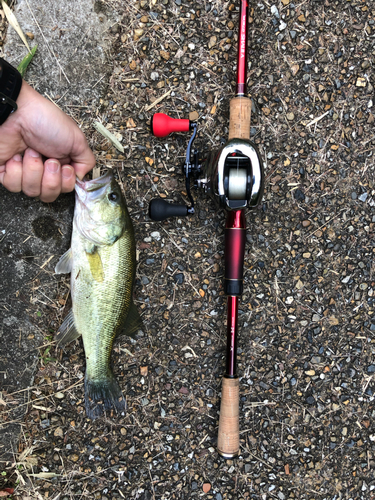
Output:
75 170 114 204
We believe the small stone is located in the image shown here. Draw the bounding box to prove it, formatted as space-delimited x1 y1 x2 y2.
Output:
189 111 199 121
208 36 217 49
54 427 64 438
295 279 304 290
311 356 321 364
291 64 299 76
203 483 211 493
151 231 161 240
140 366 148 376
359 193 368 202
286 112 295 120
55 392 64 399
367 365 375 374
294 189 305 201
70 454 79 462
356 77 366 87
312 314 320 322
271 5 279 18
305 370 315 376
134 28 144 40
174 273 184 284
329 316 339 326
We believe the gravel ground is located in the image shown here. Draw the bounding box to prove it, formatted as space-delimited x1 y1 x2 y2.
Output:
1 0 375 498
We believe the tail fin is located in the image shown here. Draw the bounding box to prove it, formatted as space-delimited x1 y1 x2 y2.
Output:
84 371 126 419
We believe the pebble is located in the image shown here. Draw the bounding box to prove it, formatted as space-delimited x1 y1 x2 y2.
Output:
311 356 321 364
174 273 184 284
54 427 64 438
271 5 280 18
150 231 161 241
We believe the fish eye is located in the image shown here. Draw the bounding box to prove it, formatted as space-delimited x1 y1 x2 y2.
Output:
108 192 118 202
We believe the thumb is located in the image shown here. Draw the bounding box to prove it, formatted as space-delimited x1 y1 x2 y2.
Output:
70 134 96 180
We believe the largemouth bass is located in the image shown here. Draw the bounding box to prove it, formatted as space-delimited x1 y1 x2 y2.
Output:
55 170 141 419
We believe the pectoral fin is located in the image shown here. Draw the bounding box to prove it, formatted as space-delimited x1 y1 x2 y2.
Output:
56 309 80 345
117 301 143 339
86 249 105 282
55 248 73 274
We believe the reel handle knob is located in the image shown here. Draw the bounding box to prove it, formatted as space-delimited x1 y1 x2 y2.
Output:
149 198 191 221
151 113 191 138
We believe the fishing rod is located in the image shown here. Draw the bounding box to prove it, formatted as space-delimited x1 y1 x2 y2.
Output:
148 0 264 458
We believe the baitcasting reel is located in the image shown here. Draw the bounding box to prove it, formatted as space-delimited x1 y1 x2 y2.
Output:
149 113 264 221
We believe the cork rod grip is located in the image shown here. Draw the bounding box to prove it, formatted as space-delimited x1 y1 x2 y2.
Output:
228 96 252 141
217 376 240 458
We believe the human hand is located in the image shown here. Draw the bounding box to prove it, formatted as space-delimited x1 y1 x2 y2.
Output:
0 81 95 202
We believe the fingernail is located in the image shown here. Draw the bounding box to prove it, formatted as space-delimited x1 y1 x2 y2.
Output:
46 160 60 173
62 166 74 179
12 154 22 162
28 149 40 158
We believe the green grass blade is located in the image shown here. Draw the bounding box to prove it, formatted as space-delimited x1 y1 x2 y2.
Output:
17 44 38 78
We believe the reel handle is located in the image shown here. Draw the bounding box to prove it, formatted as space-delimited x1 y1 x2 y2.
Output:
149 198 191 221
151 113 191 138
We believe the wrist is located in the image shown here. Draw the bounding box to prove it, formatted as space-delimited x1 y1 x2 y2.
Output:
0 58 23 126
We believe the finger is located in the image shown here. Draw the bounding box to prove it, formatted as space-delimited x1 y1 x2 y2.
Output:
71 157 95 180
0 155 23 192
22 148 44 197
61 165 76 193
40 159 62 203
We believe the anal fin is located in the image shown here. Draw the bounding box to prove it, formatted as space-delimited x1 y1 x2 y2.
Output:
117 301 143 339
56 309 80 345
